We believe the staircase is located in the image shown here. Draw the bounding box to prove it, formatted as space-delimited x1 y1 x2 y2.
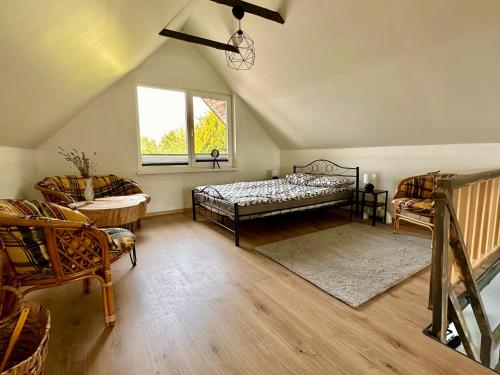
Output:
430 170 500 368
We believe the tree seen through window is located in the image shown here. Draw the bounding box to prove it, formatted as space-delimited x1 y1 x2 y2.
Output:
140 111 228 156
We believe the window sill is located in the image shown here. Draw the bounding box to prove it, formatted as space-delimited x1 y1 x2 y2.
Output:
136 167 240 175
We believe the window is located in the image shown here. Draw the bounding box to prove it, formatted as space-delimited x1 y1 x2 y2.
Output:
193 95 229 162
136 85 233 168
137 87 188 165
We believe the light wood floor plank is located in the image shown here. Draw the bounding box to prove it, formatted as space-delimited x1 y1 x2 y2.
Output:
26 209 491 374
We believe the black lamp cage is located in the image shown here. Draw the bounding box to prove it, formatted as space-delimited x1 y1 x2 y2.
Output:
226 7 255 70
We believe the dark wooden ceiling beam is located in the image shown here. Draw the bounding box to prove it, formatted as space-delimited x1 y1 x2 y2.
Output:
210 0 285 24
159 29 239 53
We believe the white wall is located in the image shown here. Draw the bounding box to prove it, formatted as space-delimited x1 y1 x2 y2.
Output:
281 143 500 211
36 40 280 213
0 146 37 199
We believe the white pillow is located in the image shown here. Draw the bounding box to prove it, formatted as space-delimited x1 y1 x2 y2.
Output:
285 173 354 188
306 175 354 188
284 173 316 185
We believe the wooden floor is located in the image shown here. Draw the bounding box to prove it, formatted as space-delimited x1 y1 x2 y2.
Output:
29 209 493 375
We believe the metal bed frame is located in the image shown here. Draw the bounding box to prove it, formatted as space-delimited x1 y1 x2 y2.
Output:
191 159 359 246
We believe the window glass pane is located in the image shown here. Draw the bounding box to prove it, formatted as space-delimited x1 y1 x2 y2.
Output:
193 96 229 162
137 86 188 165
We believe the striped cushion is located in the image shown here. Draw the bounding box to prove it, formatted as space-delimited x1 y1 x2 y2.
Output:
394 174 436 200
102 228 136 260
0 225 50 273
0 200 88 222
39 175 149 203
0 200 89 274
392 198 435 214
0 200 135 274
93 176 144 198
38 176 84 202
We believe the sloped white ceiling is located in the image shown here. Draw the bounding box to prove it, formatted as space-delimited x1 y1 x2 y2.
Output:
2 0 500 150
186 0 500 149
0 0 196 148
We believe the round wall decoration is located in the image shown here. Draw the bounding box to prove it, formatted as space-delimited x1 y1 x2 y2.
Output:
211 149 221 169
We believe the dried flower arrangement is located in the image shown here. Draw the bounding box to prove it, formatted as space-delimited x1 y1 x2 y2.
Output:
58 147 97 178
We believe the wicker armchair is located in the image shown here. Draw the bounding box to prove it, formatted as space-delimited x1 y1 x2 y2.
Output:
392 173 438 236
0 200 136 326
35 175 151 206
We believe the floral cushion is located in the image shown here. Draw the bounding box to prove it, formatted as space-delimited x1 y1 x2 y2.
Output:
305 175 354 188
285 173 354 188
284 173 316 185
392 198 435 215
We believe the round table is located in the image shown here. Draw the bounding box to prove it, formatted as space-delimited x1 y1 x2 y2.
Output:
69 195 148 228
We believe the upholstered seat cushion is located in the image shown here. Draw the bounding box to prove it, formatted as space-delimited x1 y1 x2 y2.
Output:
0 225 50 273
0 200 89 273
393 174 436 200
102 228 135 260
392 197 435 215
1 199 135 274
0 200 89 223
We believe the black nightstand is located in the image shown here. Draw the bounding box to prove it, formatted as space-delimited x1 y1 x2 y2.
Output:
351 189 389 226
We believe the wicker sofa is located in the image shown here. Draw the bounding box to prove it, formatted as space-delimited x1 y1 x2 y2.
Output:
35 175 151 206
0 199 136 326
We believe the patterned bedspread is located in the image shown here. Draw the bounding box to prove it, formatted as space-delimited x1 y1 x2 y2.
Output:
194 179 351 207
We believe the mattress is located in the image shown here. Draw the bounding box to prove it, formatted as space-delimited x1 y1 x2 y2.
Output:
194 179 352 219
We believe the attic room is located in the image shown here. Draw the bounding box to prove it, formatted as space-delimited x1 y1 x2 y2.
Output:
1 0 500 374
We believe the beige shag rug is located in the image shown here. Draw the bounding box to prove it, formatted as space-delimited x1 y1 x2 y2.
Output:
255 223 431 307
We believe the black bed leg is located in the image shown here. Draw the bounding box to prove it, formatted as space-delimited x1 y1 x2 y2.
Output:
355 167 360 217
191 190 197 221
349 191 354 221
234 204 240 247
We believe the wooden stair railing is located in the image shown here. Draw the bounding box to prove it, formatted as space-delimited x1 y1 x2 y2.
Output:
430 169 500 367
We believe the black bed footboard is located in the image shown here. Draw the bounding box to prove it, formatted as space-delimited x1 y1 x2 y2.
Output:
192 188 241 246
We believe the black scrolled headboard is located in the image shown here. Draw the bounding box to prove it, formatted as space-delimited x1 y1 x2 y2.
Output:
294 159 358 177
293 159 360 191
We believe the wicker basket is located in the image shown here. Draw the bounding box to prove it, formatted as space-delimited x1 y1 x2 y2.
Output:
0 287 50 375
0 288 26 326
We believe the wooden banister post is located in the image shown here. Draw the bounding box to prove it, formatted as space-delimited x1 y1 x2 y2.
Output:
427 170 500 367
447 203 494 366
431 179 451 343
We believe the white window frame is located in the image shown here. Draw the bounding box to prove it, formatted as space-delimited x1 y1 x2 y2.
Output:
135 83 235 174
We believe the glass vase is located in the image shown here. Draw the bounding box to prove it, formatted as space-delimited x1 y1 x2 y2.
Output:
84 177 94 202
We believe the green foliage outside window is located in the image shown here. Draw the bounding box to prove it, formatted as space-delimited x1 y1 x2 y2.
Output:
140 112 227 155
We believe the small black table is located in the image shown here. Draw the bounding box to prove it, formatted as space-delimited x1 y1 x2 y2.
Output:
351 189 389 226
